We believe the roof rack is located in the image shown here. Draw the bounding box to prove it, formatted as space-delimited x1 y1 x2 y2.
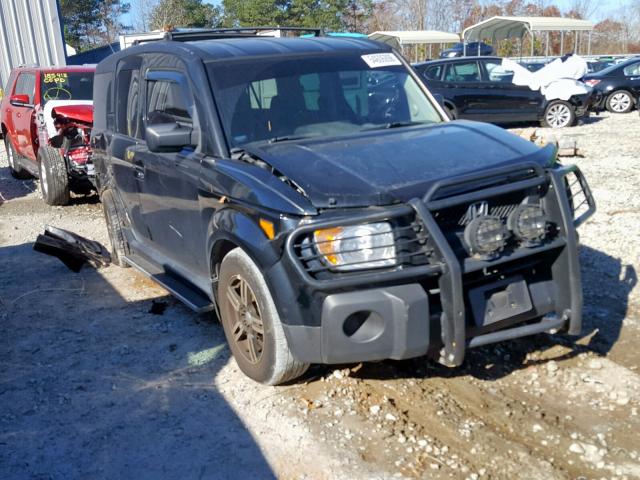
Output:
131 26 324 45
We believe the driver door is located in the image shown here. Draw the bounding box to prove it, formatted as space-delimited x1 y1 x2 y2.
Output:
135 65 207 276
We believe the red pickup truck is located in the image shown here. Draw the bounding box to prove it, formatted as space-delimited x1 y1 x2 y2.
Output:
1 66 95 205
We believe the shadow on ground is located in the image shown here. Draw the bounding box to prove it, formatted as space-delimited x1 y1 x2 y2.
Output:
0 242 274 480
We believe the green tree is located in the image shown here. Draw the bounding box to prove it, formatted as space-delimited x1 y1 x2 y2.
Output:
60 0 130 50
221 0 289 27
149 0 222 30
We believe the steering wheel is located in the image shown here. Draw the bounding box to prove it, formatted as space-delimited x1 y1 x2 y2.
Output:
43 86 72 102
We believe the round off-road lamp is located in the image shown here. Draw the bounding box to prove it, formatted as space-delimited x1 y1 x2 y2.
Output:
508 204 547 245
464 215 508 257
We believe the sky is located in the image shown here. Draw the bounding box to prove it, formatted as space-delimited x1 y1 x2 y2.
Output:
123 0 628 29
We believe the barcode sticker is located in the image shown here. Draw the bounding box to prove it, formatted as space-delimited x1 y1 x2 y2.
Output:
361 53 402 68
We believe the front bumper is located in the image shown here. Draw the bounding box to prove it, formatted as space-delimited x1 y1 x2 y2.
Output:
272 162 596 366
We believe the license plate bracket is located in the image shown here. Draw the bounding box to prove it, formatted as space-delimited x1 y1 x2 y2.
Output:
469 277 533 327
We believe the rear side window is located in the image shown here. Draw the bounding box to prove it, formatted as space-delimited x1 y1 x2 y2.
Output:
444 62 480 82
92 72 112 131
483 61 514 83
422 65 442 81
623 62 640 76
116 67 142 138
14 73 36 104
146 80 192 125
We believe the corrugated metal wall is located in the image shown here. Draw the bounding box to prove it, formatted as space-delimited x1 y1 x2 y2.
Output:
0 0 66 92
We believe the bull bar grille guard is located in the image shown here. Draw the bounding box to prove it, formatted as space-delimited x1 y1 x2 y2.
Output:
284 161 596 366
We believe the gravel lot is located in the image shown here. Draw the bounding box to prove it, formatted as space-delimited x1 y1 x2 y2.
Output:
1 111 639 479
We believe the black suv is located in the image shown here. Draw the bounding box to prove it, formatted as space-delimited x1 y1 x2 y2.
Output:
91 31 595 385
414 56 595 128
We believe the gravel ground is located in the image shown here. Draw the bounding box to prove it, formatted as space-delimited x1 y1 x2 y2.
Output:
1 111 639 479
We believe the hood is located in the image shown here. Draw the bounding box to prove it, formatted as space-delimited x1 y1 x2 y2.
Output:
245 121 553 209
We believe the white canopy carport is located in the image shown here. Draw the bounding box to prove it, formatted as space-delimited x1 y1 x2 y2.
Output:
462 16 594 57
368 31 460 60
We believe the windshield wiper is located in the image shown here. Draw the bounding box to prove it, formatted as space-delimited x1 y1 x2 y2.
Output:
370 121 426 130
267 135 311 144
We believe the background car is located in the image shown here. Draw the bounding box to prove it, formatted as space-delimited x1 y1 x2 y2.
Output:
0 65 95 205
439 42 494 58
414 56 594 128
583 57 640 113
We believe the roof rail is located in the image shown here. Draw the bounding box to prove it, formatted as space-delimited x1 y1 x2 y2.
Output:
131 26 324 45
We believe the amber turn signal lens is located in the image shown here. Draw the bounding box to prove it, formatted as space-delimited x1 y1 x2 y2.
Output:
259 219 275 240
313 227 344 265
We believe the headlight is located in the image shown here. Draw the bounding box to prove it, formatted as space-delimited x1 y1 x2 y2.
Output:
463 215 508 257
447 51 458 58
314 222 396 271
508 204 547 245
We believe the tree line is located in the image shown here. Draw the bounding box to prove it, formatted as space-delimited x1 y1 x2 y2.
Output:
61 0 640 55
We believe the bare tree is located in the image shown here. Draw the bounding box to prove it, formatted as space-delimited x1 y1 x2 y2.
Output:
131 0 159 32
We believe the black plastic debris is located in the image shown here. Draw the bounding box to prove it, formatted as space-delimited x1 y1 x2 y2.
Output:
33 225 111 272
148 300 168 315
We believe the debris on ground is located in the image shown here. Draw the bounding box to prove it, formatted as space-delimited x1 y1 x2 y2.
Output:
32 225 111 272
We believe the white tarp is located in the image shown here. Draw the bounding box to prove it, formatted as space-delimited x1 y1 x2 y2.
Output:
502 55 591 101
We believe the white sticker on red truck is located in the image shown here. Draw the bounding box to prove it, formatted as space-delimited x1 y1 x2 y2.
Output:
361 53 402 68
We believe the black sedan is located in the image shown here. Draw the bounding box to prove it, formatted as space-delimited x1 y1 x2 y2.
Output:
414 57 595 128
583 57 640 113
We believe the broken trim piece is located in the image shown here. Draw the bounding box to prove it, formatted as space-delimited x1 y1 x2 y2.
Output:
33 225 111 272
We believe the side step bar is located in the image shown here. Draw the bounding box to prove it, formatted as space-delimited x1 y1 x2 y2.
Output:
468 315 567 349
124 253 215 314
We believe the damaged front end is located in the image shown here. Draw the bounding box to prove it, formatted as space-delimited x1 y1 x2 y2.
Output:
40 103 95 184
279 161 596 367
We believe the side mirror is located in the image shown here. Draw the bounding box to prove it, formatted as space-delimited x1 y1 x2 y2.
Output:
146 122 193 153
10 94 30 107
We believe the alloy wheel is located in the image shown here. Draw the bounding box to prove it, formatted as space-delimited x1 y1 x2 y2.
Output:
6 141 15 170
546 104 572 128
609 92 631 113
40 161 48 196
225 275 265 364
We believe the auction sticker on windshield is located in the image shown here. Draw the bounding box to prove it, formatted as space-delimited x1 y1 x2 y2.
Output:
361 53 402 68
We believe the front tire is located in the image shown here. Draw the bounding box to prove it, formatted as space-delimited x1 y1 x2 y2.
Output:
218 248 309 385
4 135 31 179
606 90 634 114
101 189 130 268
38 146 70 205
541 100 575 128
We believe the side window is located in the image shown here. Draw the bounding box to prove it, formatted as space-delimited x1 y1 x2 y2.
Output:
623 62 640 76
483 61 514 83
115 66 142 138
14 73 36 104
299 73 320 111
146 79 192 125
444 62 480 83
423 65 442 81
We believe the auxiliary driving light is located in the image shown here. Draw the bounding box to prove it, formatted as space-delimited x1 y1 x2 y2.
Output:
507 203 547 245
463 215 508 257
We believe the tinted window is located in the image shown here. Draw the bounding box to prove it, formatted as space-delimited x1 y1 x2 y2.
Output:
623 62 640 76
116 67 142 138
208 54 442 148
146 79 192 125
40 71 94 103
483 61 514 83
92 72 112 131
444 62 480 82
423 65 442 81
14 73 36 104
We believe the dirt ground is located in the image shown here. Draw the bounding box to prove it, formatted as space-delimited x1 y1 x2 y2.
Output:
1 111 639 480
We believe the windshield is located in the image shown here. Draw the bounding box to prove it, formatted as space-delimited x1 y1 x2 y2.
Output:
206 52 442 149
40 71 94 103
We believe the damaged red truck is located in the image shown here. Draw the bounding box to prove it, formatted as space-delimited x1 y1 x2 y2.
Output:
0 66 95 205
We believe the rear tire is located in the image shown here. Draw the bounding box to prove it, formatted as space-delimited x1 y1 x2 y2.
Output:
541 100 575 128
4 135 31 179
38 146 70 205
444 104 458 120
101 189 130 268
606 90 633 113
218 248 309 385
